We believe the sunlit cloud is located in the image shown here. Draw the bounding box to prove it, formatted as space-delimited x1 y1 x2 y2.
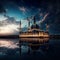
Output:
18 6 28 15
19 6 27 12
0 15 7 21
0 19 29 35
0 24 19 35
21 19 28 28
36 13 49 24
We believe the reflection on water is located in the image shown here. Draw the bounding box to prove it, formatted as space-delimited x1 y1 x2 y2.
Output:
0 38 60 60
0 40 19 49
0 39 19 58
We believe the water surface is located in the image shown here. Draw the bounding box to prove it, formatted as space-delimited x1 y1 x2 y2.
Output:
0 38 60 60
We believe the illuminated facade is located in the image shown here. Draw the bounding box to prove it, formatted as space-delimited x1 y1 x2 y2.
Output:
19 16 49 52
19 16 49 38
19 29 49 38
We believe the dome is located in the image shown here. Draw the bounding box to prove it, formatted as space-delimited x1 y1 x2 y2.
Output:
31 24 40 29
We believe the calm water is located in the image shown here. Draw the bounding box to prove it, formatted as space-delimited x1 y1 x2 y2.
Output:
0 38 60 60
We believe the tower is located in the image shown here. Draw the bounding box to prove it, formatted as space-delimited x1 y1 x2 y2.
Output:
33 16 36 25
20 20 21 32
46 24 49 32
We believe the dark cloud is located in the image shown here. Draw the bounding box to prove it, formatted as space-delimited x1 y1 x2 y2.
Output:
0 0 60 34
0 4 6 13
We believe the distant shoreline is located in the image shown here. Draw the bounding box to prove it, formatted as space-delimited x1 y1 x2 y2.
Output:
0 35 60 39
0 35 19 39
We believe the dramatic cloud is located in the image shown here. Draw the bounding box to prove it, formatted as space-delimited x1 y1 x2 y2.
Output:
0 16 20 35
0 16 29 35
21 19 28 28
18 6 28 14
0 24 19 35
0 4 6 13
0 0 60 35
37 13 49 24
0 15 7 21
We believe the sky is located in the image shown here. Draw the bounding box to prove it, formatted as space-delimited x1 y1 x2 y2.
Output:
0 0 60 35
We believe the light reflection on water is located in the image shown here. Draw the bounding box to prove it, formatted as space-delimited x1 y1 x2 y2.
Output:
0 39 19 56
0 38 60 60
0 40 19 49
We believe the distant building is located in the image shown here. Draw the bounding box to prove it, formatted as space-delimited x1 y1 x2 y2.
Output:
19 16 49 38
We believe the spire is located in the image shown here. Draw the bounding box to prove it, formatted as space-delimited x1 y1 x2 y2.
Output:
20 20 21 26
20 20 21 32
33 16 36 25
46 24 49 32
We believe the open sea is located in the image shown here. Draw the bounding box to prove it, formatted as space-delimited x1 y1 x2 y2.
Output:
0 38 60 60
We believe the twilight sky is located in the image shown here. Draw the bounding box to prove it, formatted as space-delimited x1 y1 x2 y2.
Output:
0 0 60 35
